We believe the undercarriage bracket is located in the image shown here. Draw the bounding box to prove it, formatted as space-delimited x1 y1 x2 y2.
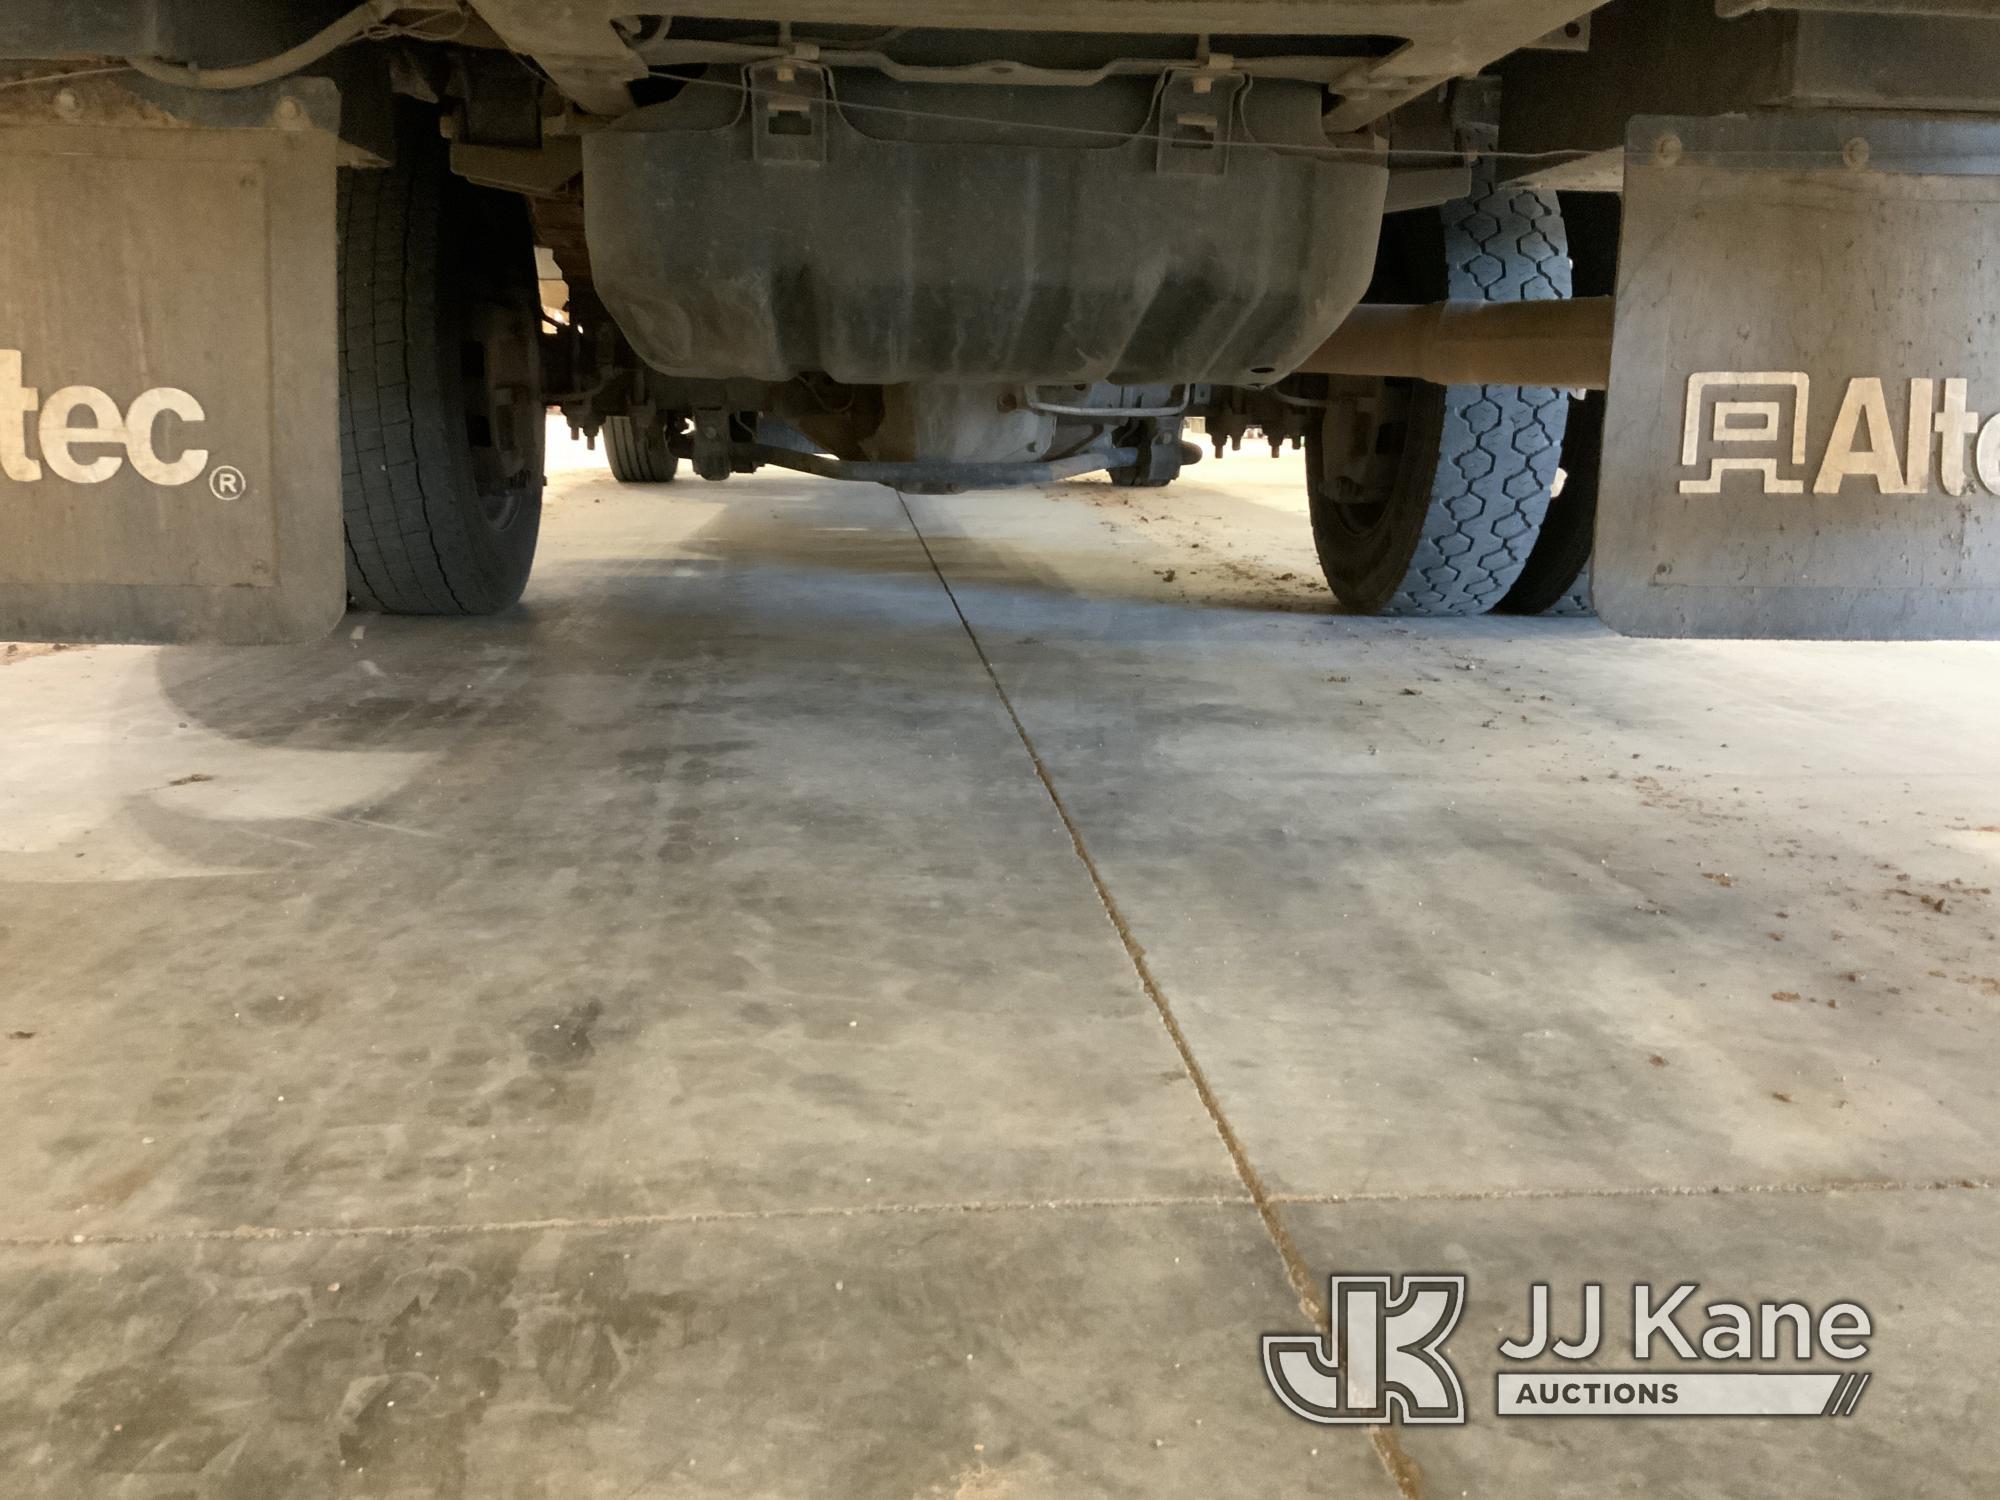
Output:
1156 67 1244 175
750 59 829 165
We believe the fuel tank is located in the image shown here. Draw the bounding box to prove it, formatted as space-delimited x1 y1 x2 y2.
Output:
584 69 1387 387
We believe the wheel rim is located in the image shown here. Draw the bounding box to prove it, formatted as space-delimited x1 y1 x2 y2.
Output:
462 295 542 532
1313 377 1411 540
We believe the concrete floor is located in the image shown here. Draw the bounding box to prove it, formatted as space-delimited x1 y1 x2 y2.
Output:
2 430 1996 1497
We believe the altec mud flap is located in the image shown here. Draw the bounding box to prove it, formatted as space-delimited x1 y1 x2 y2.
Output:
0 77 342 644
1598 112 2000 640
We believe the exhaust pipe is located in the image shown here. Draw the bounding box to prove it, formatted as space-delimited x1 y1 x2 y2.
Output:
1295 297 1614 391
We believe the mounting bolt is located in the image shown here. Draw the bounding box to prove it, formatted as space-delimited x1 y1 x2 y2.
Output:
52 87 81 121
273 95 304 128
1843 136 1871 170
1653 133 1682 168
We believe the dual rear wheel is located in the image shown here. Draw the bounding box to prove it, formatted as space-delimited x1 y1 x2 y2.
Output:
1305 183 1604 618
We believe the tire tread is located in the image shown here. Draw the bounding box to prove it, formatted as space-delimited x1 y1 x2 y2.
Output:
1380 186 1572 617
338 129 540 615
602 414 676 483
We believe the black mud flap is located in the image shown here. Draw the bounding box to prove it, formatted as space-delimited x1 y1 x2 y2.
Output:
0 79 342 644
1596 113 2000 639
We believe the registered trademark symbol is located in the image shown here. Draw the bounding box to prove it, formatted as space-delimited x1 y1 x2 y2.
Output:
209 464 246 500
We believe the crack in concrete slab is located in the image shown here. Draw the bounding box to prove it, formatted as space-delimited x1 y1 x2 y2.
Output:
1269 1175 1997 1207
893 495 1325 1307
886 494 1432 1491
0 1193 1256 1251
887 496 2000 1500
22 1173 1958 1256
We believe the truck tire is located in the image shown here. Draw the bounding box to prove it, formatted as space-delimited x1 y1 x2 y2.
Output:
1497 390 1599 616
1499 193 1619 617
1307 182 1571 615
339 115 544 615
603 414 680 483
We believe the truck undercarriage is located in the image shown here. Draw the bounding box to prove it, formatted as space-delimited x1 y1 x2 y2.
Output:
4 0 2000 639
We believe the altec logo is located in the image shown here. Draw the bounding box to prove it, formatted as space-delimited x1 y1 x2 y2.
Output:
0 348 220 489
1680 370 2000 497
